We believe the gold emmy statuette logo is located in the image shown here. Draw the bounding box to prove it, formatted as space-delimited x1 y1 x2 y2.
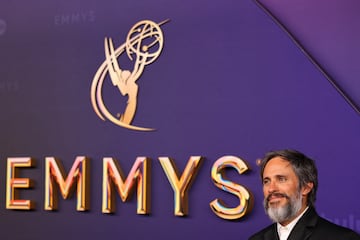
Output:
91 19 168 131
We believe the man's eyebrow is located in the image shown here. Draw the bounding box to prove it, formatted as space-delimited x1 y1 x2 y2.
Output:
262 174 287 180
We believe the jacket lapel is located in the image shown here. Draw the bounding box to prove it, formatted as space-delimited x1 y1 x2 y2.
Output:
264 224 280 240
287 207 318 240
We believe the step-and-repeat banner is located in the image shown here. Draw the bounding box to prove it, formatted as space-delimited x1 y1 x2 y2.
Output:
1 0 359 239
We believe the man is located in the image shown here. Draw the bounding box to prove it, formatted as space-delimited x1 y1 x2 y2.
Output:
249 149 360 240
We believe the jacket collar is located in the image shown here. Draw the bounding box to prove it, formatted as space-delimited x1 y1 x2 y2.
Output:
263 224 279 240
286 206 318 240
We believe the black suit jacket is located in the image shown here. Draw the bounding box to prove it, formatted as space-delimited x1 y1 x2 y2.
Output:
248 207 360 240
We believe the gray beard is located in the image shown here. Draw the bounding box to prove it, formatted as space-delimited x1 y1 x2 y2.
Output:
264 192 302 224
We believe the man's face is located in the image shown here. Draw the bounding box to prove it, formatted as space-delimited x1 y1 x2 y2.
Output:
262 157 307 224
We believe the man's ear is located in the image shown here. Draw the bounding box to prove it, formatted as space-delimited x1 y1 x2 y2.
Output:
301 182 314 196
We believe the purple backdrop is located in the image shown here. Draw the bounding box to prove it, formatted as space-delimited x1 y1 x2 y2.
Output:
0 0 359 239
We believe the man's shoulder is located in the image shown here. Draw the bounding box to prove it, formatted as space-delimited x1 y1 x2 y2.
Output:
248 224 275 240
314 216 360 238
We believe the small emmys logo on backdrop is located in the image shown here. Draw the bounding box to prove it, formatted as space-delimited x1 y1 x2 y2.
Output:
0 19 7 36
54 10 95 26
91 19 168 131
0 80 19 92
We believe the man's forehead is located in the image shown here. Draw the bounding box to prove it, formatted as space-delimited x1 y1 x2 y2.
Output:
263 157 294 175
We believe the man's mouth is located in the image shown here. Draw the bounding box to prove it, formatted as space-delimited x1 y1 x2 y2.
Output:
267 193 288 204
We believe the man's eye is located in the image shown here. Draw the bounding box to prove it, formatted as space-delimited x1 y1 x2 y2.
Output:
263 179 269 185
279 177 286 182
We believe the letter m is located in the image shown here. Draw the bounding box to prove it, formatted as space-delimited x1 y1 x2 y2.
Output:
44 156 89 211
102 157 150 214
